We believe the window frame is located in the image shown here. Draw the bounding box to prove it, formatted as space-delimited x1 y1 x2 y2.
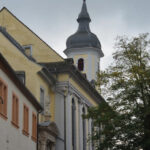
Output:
0 78 8 120
15 71 25 85
78 58 84 71
32 112 37 142
11 93 19 128
22 104 29 137
23 45 32 57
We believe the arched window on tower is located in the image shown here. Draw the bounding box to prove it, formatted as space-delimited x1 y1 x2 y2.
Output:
78 58 84 71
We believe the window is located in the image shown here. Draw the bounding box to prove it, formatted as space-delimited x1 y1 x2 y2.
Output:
40 87 45 113
78 58 84 71
23 104 29 136
0 78 8 119
32 112 37 142
16 71 25 85
23 45 32 57
12 93 19 128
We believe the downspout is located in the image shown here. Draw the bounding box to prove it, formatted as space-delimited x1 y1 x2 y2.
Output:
37 110 42 150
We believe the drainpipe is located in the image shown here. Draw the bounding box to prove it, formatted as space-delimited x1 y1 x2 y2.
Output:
37 110 42 150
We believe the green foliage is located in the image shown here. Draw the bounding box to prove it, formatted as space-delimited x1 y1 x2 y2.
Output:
87 33 150 150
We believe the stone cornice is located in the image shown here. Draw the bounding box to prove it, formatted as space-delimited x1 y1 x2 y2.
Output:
55 81 93 107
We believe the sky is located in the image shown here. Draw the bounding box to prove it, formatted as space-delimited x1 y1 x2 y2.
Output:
0 0 150 70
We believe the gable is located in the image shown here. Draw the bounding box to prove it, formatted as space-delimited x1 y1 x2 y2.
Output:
0 32 41 71
0 7 64 63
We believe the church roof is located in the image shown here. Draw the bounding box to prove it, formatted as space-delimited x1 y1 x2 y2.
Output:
66 0 103 54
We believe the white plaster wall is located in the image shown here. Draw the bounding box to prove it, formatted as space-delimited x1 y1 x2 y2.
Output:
66 94 72 150
0 69 37 150
55 92 65 150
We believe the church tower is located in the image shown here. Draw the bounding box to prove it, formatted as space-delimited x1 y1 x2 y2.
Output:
64 0 104 82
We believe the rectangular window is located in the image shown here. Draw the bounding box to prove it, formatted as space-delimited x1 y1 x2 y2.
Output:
32 112 37 142
23 104 29 136
16 71 25 85
0 78 8 119
12 93 19 128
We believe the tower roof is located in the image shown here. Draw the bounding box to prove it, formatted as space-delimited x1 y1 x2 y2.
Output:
77 0 91 22
66 0 103 52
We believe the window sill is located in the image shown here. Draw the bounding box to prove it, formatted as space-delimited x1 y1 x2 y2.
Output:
0 112 7 120
11 121 19 129
22 130 29 137
31 136 37 143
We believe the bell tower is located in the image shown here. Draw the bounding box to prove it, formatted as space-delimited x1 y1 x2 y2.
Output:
64 0 104 82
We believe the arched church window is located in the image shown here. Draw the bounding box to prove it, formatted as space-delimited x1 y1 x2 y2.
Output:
82 107 86 150
78 58 84 71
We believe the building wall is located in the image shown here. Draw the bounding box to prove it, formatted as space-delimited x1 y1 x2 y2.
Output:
0 8 100 150
0 8 64 63
0 69 37 150
55 78 98 150
0 32 55 122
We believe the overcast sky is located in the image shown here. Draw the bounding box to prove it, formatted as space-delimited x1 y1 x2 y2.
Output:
0 0 150 69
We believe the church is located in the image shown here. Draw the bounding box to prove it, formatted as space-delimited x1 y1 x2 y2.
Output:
0 0 105 150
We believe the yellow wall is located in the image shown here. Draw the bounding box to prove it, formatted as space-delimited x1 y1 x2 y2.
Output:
0 8 64 63
0 32 55 121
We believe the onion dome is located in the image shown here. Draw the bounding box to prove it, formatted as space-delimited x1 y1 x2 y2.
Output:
66 0 102 50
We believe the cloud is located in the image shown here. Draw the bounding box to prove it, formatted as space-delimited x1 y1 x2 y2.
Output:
0 0 150 69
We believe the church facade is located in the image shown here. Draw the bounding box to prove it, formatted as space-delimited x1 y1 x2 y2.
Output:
0 1 104 150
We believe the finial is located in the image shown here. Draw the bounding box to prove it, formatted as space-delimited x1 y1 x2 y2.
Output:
83 0 86 2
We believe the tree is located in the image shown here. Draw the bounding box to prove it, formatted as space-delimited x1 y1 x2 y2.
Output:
86 33 150 150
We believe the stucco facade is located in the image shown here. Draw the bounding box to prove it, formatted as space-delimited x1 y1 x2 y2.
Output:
0 54 42 150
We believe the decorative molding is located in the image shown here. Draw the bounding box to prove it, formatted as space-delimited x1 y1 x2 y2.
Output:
55 81 93 107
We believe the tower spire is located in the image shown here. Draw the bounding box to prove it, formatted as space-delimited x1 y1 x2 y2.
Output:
77 0 91 22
